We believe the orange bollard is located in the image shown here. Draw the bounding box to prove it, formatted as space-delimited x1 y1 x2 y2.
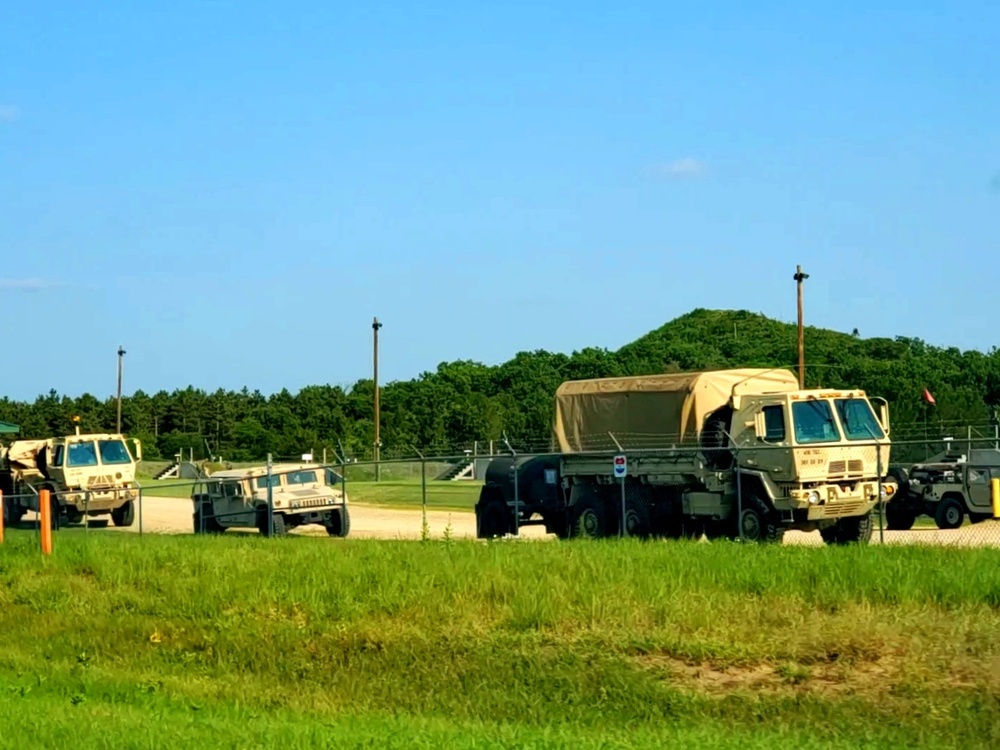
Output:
39 489 52 555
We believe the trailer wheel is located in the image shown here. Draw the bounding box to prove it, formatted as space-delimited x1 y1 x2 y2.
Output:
570 495 607 539
736 492 784 544
934 496 964 530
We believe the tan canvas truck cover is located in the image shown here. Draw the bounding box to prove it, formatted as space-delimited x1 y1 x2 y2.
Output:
2 440 48 474
552 368 800 453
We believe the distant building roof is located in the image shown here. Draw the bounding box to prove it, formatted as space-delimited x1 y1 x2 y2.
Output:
0 421 20 435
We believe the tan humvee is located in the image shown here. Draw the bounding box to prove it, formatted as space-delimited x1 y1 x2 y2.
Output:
190 463 350 537
1 432 141 528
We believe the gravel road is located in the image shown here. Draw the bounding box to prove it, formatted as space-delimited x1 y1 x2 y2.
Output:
109 495 1000 547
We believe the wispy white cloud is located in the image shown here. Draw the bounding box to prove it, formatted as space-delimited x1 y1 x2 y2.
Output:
0 278 65 290
653 157 707 179
0 105 20 122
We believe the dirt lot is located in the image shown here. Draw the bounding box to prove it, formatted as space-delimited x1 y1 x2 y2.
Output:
112 495 1000 546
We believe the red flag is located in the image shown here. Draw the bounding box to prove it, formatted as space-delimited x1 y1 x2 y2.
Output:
923 388 936 405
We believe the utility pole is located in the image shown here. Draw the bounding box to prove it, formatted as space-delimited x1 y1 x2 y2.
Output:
116 345 126 434
372 317 382 482
793 265 809 389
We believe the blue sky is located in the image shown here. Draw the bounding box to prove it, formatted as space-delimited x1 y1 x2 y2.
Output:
2 1 997 402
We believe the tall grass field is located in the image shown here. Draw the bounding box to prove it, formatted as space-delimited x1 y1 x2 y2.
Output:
1 531 998 748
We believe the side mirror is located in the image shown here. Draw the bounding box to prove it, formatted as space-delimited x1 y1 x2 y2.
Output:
132 438 143 461
871 397 890 434
753 411 766 441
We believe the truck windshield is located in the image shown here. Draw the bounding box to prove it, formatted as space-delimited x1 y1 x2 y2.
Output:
791 400 841 444
286 470 317 485
99 440 132 464
67 441 99 467
834 398 885 440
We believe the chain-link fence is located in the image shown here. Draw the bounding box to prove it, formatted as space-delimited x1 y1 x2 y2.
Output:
5 432 1000 549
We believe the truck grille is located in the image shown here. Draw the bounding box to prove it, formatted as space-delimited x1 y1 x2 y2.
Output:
824 501 865 517
828 460 864 476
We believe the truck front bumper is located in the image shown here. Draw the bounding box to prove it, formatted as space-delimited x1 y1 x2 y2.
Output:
779 481 897 520
61 488 139 512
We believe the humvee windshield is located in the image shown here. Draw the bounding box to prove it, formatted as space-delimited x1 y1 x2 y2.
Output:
255 475 281 489
286 470 318 485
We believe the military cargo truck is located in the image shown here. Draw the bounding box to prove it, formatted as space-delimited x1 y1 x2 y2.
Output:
475 368 896 545
191 463 350 537
886 447 1000 530
0 432 142 528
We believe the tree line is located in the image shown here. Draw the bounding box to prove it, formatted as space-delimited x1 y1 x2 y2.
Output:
1 309 998 463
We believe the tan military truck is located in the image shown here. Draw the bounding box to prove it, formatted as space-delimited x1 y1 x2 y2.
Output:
1 432 142 528
191 463 350 537
886 447 1000 530
475 368 896 544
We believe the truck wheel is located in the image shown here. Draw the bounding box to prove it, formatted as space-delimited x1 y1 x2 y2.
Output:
111 501 135 527
65 508 84 525
475 490 510 539
820 512 874 545
620 499 652 538
934 497 964 530
194 503 224 534
570 495 607 539
885 503 916 531
736 493 784 544
326 507 351 537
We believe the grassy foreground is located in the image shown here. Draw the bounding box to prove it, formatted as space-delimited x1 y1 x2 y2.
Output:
1 534 999 748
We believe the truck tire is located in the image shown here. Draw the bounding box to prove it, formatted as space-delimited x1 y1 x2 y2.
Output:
736 492 784 544
934 496 964 530
476 492 510 539
618 498 652 538
820 512 874 545
112 501 135 527
570 494 608 539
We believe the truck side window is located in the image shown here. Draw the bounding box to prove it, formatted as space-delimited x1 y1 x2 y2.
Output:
762 405 786 442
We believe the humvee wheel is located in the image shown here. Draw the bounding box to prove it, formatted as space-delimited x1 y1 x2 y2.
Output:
476 496 509 539
258 511 287 537
193 504 224 534
885 503 917 531
65 508 84 525
326 507 351 537
112 500 135 527
935 497 964 530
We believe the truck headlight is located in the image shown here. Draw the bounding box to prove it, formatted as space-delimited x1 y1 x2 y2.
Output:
808 490 821 505
879 485 888 499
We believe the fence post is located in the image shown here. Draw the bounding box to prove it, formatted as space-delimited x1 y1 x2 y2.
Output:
735 463 744 542
503 434 519 536
138 485 144 536
0 489 4 544
39 489 52 555
876 440 884 544
84 491 90 534
266 453 274 536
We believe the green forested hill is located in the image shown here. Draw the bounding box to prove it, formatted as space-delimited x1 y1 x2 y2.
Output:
1 309 997 461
